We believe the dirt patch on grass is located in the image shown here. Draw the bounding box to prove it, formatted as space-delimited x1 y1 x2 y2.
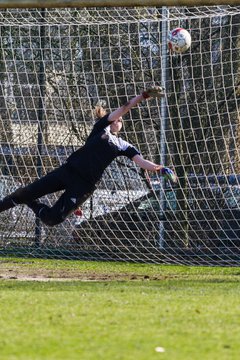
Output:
0 270 165 282
0 273 164 282
0 269 167 281
0 260 167 282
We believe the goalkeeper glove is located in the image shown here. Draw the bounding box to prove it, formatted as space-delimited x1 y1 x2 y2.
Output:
142 85 165 99
160 167 178 184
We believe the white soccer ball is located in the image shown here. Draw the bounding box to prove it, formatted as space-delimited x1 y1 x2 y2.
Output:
168 28 191 54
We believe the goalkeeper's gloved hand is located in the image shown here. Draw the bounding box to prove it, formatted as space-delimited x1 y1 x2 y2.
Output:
160 167 178 184
142 85 165 99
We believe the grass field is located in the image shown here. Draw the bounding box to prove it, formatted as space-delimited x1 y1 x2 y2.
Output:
0 258 239 359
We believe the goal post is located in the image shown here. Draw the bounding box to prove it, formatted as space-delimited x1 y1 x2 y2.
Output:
0 5 240 265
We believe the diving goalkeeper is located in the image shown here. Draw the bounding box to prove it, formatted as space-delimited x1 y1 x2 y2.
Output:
0 87 177 226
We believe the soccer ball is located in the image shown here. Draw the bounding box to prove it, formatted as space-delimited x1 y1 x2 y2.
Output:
168 28 191 54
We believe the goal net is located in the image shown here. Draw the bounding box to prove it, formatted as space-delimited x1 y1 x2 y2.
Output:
0 6 240 265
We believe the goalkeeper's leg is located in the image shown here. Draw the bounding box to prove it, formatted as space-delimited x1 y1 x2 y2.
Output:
0 166 66 213
0 187 36 212
0 194 19 212
31 185 94 227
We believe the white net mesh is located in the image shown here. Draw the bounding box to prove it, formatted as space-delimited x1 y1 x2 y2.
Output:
0 6 240 265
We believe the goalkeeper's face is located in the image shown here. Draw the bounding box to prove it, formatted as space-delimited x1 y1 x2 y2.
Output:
110 117 123 134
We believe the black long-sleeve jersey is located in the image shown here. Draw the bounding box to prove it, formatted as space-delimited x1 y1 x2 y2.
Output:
66 114 140 185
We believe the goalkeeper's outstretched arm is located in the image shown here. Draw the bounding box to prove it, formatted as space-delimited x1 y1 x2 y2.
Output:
132 155 163 172
108 86 164 122
132 154 178 184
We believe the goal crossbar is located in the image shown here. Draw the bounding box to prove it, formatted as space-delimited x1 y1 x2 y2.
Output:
0 0 240 9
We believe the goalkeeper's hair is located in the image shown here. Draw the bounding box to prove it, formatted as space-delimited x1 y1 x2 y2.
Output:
94 105 107 119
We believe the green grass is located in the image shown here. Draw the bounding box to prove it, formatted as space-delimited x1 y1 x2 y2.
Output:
0 258 239 359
